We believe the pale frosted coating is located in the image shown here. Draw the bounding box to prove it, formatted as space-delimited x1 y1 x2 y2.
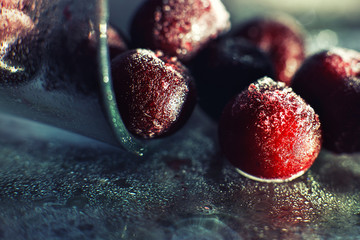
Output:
0 8 35 73
326 47 360 77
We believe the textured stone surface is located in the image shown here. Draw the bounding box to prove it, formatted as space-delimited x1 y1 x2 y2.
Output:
0 107 360 239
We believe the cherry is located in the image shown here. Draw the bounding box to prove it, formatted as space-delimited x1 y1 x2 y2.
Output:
0 0 34 11
130 0 230 61
232 15 305 86
0 4 37 85
111 49 197 139
190 37 275 119
0 7 35 47
218 77 322 182
292 48 360 153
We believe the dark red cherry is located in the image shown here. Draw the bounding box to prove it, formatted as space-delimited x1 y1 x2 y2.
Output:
233 15 305 86
190 37 275 119
130 0 230 61
219 77 322 182
111 49 197 139
292 48 360 153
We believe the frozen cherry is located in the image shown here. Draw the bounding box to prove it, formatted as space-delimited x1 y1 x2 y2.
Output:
190 37 275 119
111 49 197 139
218 77 322 182
0 0 35 11
0 5 37 85
232 15 305 85
292 48 360 153
130 0 230 61
0 7 34 47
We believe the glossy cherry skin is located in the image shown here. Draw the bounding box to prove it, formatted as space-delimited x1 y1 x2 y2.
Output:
219 77 322 182
111 49 197 139
190 37 275 119
130 0 230 61
233 15 305 86
292 48 360 153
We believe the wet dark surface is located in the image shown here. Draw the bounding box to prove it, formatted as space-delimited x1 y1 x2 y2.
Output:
0 106 360 239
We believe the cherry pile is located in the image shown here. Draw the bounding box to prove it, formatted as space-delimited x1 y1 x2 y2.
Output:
110 0 230 140
2 0 358 182
106 0 359 181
